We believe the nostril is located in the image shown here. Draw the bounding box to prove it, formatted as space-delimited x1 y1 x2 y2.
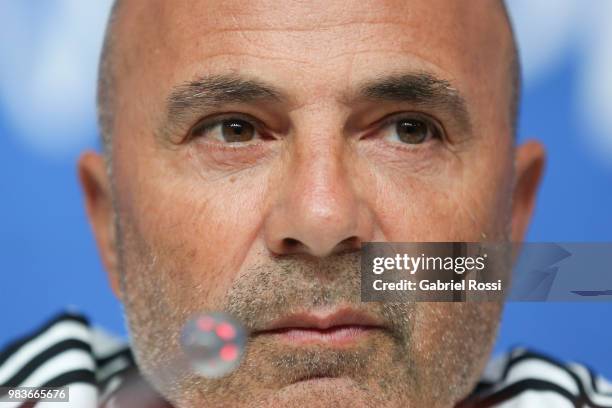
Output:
275 236 362 257
337 236 361 253
282 238 302 251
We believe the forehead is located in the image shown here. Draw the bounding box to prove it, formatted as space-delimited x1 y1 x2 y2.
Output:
112 0 512 125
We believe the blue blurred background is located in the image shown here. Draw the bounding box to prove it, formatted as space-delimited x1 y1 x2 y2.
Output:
1 0 611 377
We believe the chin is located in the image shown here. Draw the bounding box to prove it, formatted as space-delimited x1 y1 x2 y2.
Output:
252 377 405 408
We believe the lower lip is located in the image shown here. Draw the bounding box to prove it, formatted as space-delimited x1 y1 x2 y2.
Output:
262 325 378 346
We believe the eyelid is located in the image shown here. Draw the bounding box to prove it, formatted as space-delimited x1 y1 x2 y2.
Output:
371 111 446 141
186 112 267 142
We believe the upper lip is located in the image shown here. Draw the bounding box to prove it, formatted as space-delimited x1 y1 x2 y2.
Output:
254 307 385 333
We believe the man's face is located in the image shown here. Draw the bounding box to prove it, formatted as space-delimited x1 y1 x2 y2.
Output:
80 0 544 406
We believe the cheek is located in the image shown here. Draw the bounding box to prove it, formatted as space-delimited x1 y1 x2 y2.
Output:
118 163 270 305
368 153 512 241
411 303 502 400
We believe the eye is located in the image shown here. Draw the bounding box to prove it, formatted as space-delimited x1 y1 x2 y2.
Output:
189 117 261 143
381 115 442 145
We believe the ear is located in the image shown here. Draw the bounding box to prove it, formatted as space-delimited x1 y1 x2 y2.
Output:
511 140 546 242
78 151 122 300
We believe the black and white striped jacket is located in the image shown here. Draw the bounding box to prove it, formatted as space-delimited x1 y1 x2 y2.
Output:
1 312 611 407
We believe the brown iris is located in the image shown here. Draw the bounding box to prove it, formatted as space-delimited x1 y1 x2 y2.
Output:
221 119 256 142
395 119 429 144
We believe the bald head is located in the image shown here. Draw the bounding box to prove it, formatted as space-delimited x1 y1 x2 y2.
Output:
97 0 520 157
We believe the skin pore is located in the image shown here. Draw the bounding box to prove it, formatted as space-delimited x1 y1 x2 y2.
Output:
79 0 545 407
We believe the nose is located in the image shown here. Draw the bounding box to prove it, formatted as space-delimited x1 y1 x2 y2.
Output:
263 141 375 258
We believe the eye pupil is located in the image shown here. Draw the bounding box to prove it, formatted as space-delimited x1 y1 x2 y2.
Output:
221 119 255 142
396 119 428 144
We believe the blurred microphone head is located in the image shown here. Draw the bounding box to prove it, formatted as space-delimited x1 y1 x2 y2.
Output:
180 311 248 379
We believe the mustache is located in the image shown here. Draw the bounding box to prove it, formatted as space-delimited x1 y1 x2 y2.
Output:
221 250 414 341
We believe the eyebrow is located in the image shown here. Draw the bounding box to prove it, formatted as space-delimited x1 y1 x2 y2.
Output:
161 74 284 137
357 73 472 132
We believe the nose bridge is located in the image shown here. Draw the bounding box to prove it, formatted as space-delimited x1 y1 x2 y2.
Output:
263 126 373 258
289 100 356 213
293 135 352 223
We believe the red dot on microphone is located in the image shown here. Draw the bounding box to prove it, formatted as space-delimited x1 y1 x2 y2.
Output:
216 322 236 340
219 344 238 362
197 316 215 332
